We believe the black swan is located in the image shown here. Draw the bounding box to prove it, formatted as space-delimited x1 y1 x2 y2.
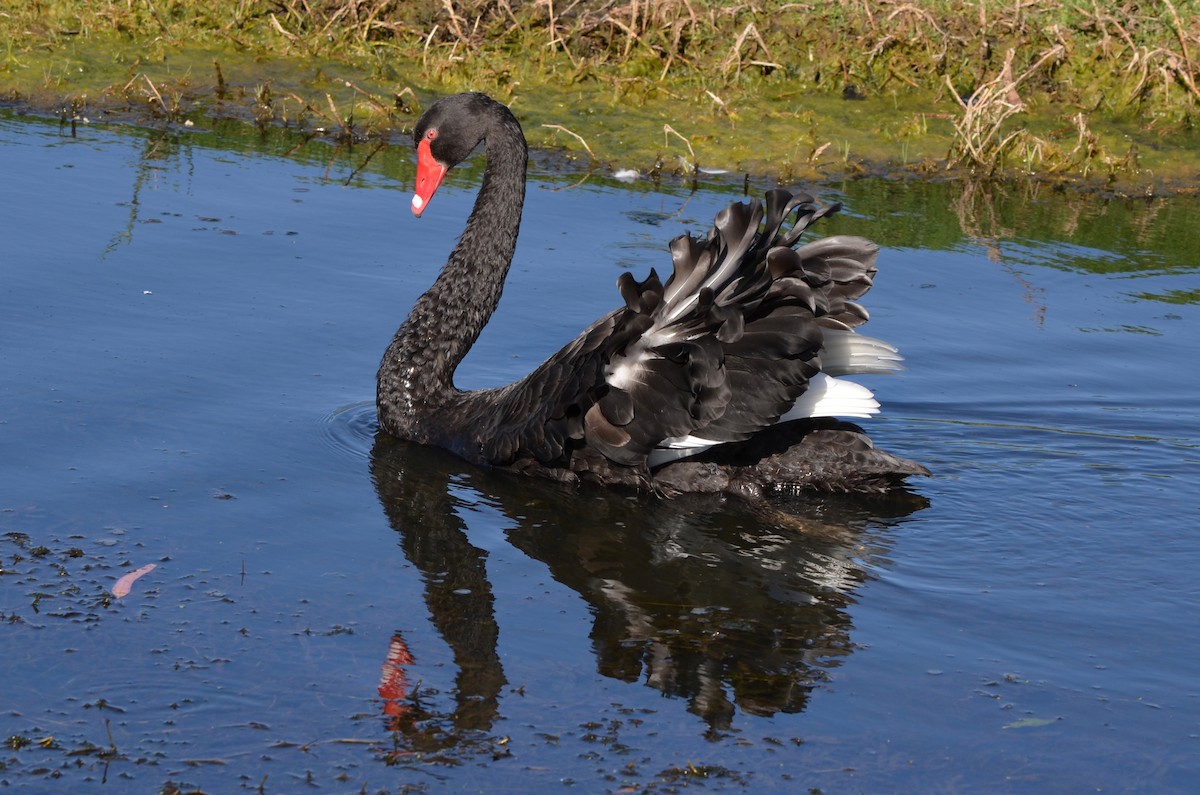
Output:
377 92 927 497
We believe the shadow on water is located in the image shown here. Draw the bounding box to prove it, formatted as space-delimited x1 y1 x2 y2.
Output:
367 433 927 755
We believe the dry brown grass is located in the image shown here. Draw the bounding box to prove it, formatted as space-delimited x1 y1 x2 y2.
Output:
2 1 1198 186
944 46 1065 175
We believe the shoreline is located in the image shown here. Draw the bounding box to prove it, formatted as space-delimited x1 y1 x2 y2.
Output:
3 1 1198 197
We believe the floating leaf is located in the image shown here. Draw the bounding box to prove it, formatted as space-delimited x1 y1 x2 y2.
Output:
112 563 157 598
1003 716 1060 729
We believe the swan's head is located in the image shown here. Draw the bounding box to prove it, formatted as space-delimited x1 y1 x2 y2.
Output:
410 93 495 217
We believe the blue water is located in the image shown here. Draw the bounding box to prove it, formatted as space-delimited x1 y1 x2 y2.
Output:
2 111 1198 793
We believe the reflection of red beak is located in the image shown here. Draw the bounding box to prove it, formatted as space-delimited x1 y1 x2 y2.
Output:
379 632 414 724
412 138 447 217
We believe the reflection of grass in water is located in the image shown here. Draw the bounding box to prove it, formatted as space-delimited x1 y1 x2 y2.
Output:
2 1 1200 188
1079 324 1165 335
1128 288 1200 306
11 101 1191 285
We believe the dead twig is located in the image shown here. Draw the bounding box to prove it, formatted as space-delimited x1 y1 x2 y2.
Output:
946 45 1064 173
1162 0 1200 103
663 123 697 171
441 0 469 43
721 22 780 77
141 74 166 112
340 79 391 117
542 123 596 160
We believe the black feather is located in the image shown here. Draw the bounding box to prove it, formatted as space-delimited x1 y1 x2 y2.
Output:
378 93 923 495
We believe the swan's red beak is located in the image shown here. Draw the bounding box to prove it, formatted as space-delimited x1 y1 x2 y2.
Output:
412 138 447 217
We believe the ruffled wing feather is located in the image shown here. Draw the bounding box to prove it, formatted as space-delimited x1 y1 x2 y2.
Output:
465 188 889 476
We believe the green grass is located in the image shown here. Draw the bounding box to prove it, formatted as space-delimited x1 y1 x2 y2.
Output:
2 1 1199 192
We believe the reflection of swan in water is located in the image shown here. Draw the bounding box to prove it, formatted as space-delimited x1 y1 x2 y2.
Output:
369 433 927 745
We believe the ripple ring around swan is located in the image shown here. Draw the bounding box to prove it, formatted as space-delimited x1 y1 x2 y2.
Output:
317 401 379 464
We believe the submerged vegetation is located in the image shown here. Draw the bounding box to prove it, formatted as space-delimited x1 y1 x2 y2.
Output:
2 1 1199 191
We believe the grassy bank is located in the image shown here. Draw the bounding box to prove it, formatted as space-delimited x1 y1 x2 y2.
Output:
2 1 1199 192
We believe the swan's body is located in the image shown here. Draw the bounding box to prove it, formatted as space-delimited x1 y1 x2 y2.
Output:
377 92 927 497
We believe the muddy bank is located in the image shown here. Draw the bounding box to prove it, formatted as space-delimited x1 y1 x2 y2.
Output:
3 1 1198 194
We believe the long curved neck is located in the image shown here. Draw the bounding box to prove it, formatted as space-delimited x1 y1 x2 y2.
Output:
378 114 527 441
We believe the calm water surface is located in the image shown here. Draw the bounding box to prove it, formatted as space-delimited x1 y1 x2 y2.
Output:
2 111 1198 793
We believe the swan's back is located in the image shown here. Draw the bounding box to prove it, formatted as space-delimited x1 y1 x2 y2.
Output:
453 188 924 493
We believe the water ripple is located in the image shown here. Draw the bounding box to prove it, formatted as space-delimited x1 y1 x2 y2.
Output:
318 400 378 463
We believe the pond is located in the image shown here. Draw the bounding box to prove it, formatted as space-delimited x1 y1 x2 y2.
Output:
1 109 1198 793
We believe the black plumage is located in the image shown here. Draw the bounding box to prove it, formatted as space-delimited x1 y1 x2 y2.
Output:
375 92 927 496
